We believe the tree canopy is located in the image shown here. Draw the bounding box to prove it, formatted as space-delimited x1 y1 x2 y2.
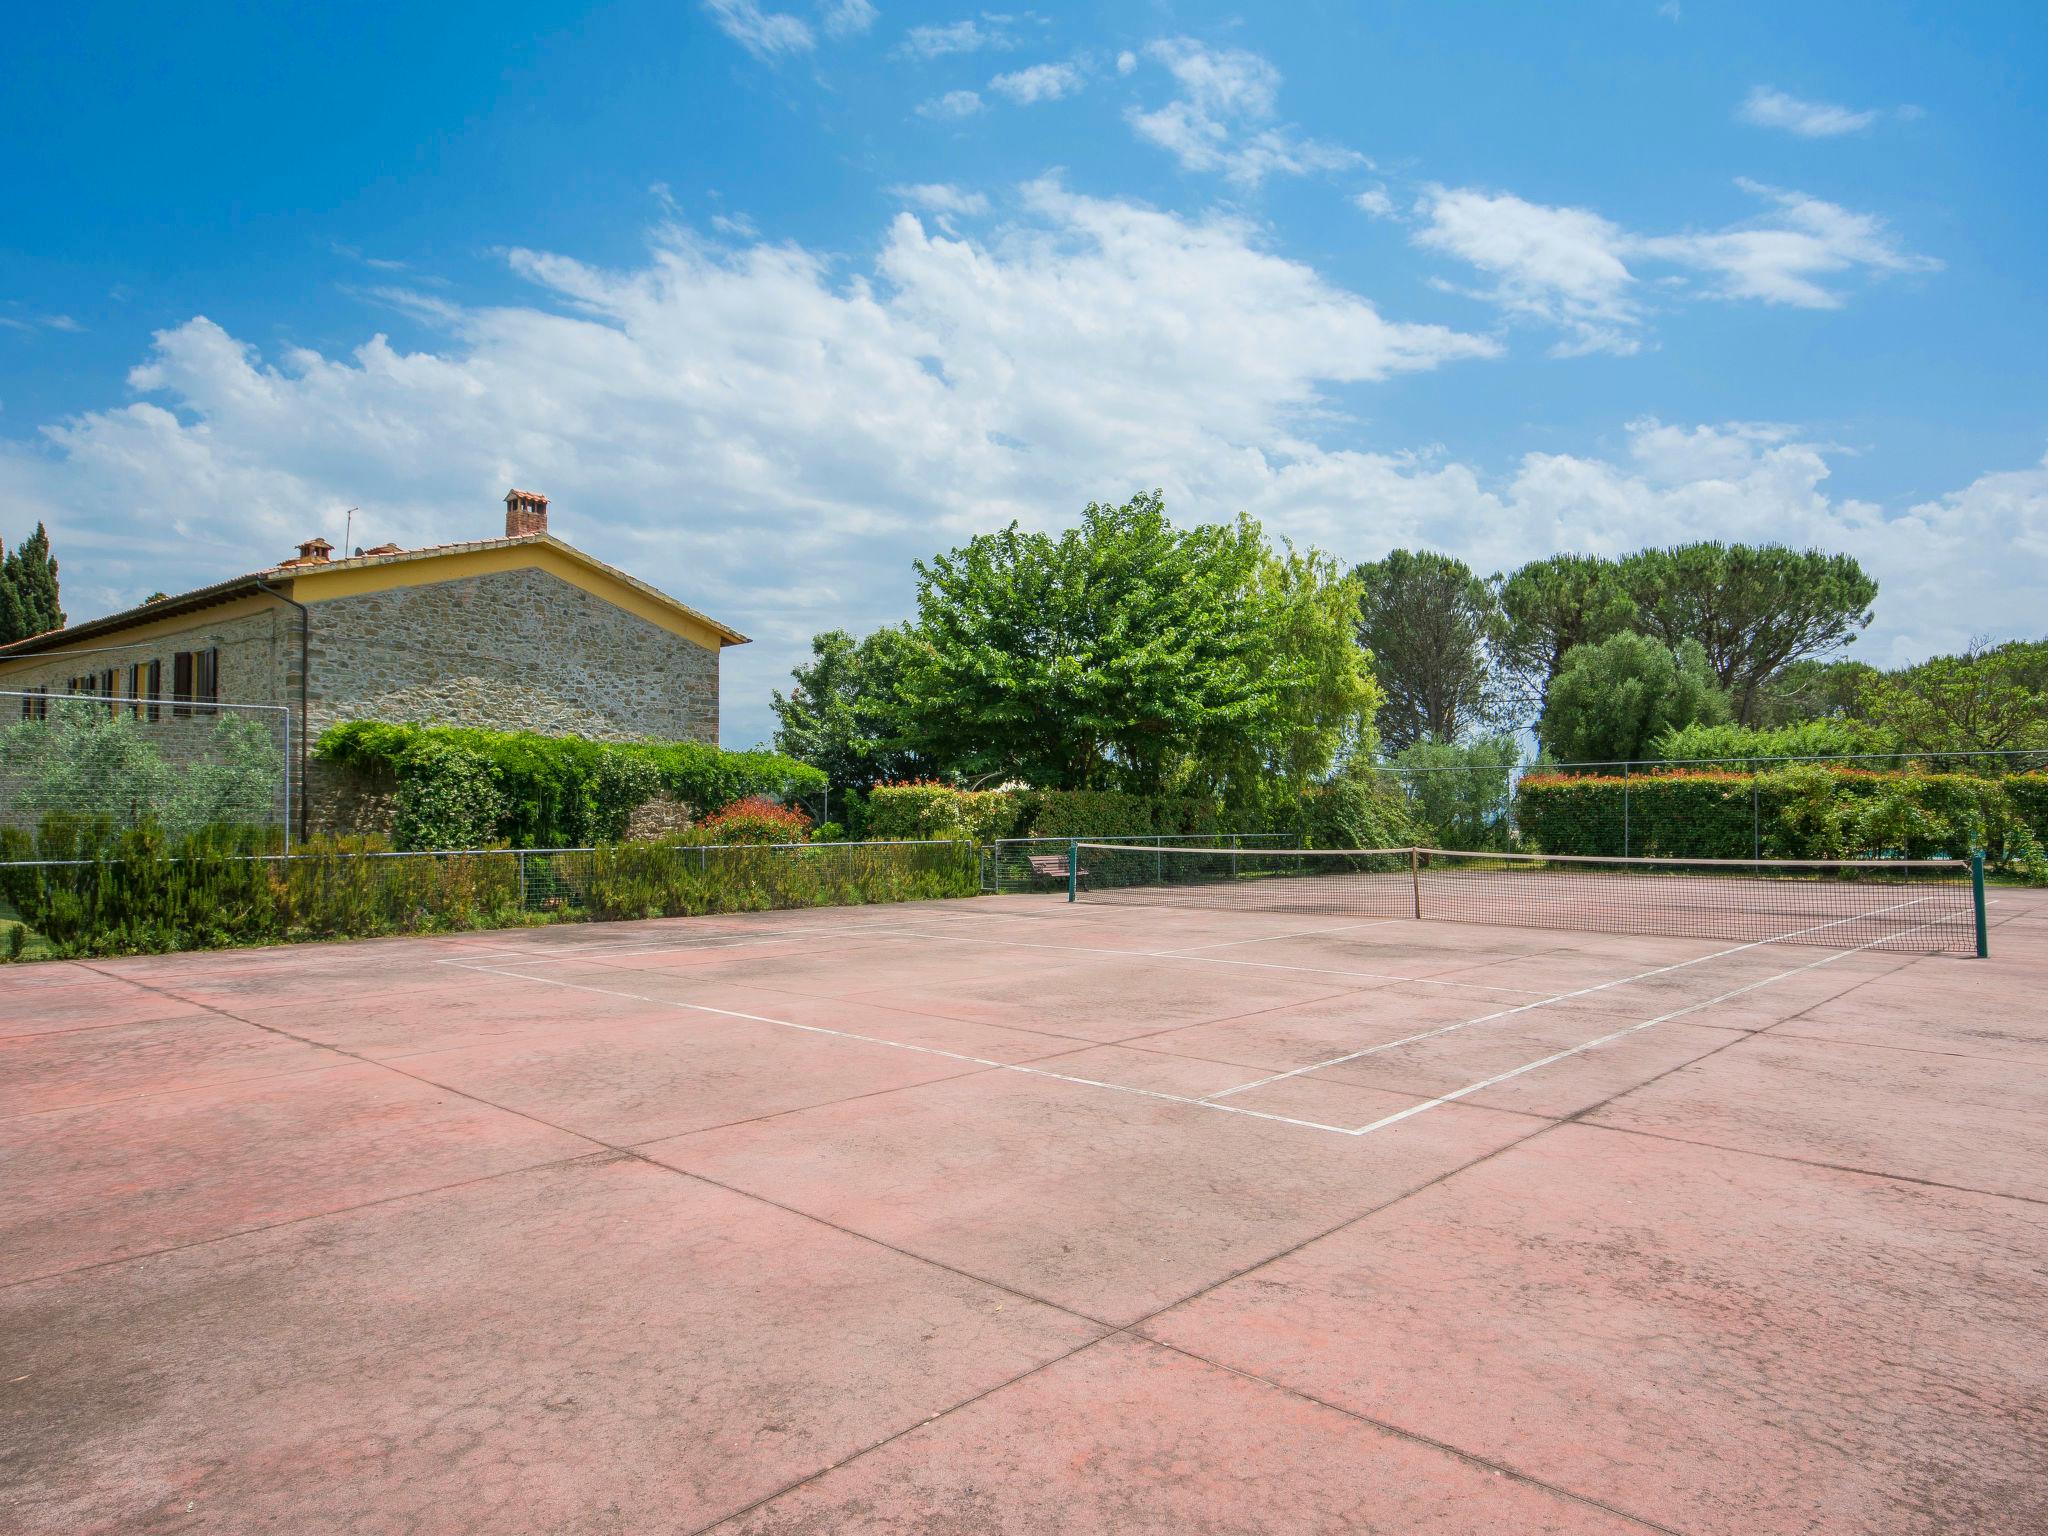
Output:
1616 543 1876 725
901 493 1379 798
1495 553 1636 711
0 524 63 645
770 626 932 791
1538 633 1730 764
1352 548 1503 750
1860 639 2048 753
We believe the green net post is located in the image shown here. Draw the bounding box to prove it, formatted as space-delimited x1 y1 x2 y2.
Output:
1971 851 1988 958
1067 840 1079 903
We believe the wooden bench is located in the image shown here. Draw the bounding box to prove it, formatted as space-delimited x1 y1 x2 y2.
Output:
1025 853 1087 890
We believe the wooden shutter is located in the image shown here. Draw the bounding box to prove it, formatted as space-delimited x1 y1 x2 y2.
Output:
173 652 193 717
146 660 162 723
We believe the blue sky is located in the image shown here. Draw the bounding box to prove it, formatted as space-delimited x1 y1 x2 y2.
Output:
4 1 2044 746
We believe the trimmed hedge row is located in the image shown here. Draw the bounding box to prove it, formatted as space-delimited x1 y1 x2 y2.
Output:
0 821 975 958
1517 767 2048 875
316 722 826 850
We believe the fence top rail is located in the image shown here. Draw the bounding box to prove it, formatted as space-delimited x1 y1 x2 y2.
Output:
1071 841 1974 873
994 833 1298 845
0 837 974 870
1443 747 2048 775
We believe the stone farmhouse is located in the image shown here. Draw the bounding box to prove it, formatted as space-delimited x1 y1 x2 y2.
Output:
0 490 747 836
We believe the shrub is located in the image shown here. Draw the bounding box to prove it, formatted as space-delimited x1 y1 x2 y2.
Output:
685 796 811 845
0 702 282 834
0 824 976 958
1300 773 1418 851
864 782 1019 842
1652 718 1898 764
811 822 848 843
391 741 508 851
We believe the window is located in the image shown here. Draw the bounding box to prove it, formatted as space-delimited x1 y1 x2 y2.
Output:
145 659 162 723
171 648 219 717
127 663 143 721
18 686 48 720
100 667 117 717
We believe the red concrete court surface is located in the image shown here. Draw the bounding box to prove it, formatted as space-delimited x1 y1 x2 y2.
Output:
4 882 2046 1534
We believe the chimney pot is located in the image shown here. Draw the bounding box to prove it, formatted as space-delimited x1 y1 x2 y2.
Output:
504 488 550 538
295 537 333 565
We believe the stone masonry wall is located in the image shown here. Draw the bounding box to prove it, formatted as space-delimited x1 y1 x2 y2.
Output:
304 566 720 747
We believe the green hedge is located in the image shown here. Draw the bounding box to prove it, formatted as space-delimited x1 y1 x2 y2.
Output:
316 723 825 849
0 822 974 958
1517 766 2048 876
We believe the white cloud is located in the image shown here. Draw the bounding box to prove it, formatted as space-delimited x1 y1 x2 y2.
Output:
988 62 1084 105
1414 179 1938 353
896 18 1012 59
1127 38 1361 188
1641 179 1940 307
702 0 814 59
1738 86 1879 138
1115 50 1137 75
2 184 1504 745
915 89 984 120
1353 185 1397 219
885 182 989 217
820 0 877 39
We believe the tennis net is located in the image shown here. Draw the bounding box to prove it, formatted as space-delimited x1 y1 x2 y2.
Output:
1069 843 1986 956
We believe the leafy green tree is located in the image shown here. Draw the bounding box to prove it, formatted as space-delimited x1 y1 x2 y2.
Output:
1352 549 1504 749
1751 658 1881 728
900 492 1379 795
1387 734 1521 850
0 524 64 644
1617 544 1877 725
1861 639 2048 753
1496 554 1636 717
1538 633 1730 765
771 626 932 789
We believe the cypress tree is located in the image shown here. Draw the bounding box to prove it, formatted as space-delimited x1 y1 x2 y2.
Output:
0 524 63 642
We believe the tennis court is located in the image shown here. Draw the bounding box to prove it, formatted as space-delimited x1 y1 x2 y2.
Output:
4 860 2046 1534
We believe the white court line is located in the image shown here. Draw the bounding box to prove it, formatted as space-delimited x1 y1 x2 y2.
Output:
1200 891 1946 1103
1343 904 1960 1138
830 923 1547 998
448 913 1544 996
433 957 1365 1138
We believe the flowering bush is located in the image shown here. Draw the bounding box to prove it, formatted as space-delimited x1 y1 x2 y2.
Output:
686 795 812 845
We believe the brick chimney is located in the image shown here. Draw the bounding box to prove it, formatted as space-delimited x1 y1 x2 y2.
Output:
291 537 332 566
504 488 549 538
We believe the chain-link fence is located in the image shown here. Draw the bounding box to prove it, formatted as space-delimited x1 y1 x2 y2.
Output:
0 691 292 847
1377 747 2048 862
0 837 980 957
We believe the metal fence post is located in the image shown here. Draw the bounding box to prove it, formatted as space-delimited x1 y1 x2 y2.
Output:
1972 852 1989 958
1622 763 1631 857
1066 839 1079 902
